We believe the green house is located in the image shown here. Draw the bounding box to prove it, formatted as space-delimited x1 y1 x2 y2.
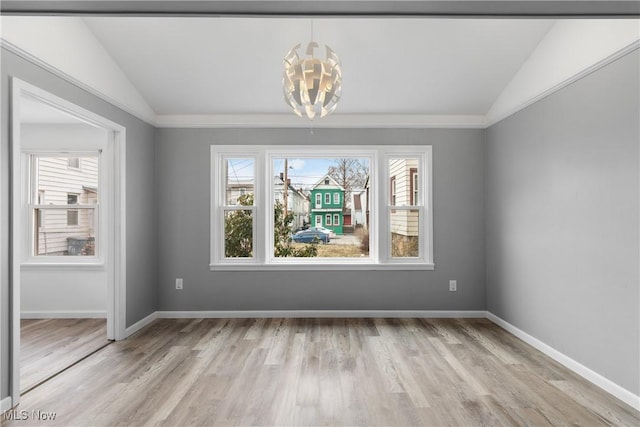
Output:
310 175 345 235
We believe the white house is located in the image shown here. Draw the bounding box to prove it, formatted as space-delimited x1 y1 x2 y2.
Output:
273 174 309 229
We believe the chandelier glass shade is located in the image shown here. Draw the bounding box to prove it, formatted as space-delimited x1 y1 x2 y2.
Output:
283 41 342 120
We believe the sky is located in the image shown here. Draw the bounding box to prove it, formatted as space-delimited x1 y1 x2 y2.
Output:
228 157 370 190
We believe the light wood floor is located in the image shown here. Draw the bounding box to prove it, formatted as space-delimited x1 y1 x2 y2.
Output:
4 318 639 426
20 318 110 392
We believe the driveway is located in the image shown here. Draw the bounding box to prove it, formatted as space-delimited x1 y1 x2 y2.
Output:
331 233 361 246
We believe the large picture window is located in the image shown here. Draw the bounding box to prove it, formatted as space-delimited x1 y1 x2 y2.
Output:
211 146 432 269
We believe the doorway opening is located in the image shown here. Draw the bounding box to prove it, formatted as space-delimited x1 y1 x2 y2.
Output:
10 79 127 405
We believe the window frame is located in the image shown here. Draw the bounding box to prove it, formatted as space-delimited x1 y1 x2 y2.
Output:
25 151 102 264
212 153 261 265
211 145 433 270
324 193 331 205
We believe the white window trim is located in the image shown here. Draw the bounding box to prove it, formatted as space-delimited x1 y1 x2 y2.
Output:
324 193 331 205
210 145 433 271
333 193 340 205
325 214 332 226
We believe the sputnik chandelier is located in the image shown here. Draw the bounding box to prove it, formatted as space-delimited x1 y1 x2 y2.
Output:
282 34 342 120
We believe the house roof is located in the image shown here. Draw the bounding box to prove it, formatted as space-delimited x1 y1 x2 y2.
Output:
311 174 345 191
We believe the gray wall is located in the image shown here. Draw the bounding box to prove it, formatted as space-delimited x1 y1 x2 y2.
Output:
156 128 486 312
486 50 640 395
1 48 157 400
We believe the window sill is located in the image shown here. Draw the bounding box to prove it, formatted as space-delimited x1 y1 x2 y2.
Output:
209 263 435 271
21 262 106 271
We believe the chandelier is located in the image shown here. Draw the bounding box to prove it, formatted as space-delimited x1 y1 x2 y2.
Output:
283 41 342 120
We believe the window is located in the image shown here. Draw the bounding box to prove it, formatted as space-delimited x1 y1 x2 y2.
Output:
67 193 79 227
410 168 418 206
67 157 80 169
222 158 255 260
29 154 99 257
389 158 423 258
390 176 396 205
211 146 432 269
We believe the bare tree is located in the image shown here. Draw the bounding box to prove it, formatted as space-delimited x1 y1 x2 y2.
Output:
327 158 369 208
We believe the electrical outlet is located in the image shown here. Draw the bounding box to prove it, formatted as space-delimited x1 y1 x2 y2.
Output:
176 278 183 290
449 280 457 292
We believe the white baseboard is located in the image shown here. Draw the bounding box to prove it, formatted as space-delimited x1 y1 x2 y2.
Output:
1 396 13 413
21 310 107 319
156 310 487 319
486 312 640 412
125 311 158 338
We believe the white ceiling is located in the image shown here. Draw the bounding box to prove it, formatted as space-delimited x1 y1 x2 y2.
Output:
82 17 554 117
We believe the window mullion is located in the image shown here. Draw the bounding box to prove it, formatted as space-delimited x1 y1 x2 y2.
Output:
257 151 267 264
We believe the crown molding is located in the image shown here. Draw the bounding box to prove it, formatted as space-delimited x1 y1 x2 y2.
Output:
154 113 487 129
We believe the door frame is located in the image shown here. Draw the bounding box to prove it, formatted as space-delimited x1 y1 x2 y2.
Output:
9 78 127 407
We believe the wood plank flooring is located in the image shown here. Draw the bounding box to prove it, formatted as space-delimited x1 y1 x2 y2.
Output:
4 318 639 426
20 318 110 392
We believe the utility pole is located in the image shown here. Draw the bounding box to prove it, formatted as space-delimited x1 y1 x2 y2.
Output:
283 158 288 218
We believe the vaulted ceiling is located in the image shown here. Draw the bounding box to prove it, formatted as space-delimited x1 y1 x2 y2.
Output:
83 17 553 116
2 3 638 127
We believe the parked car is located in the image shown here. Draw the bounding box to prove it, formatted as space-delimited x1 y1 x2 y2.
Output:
291 229 330 244
309 226 336 238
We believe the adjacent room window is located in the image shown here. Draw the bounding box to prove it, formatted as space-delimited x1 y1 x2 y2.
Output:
211 146 432 269
29 154 100 257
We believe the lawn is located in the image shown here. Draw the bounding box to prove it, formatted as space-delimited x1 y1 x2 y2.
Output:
291 242 366 257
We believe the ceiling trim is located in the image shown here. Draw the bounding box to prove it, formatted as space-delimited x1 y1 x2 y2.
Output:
2 1 639 17
155 114 487 129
